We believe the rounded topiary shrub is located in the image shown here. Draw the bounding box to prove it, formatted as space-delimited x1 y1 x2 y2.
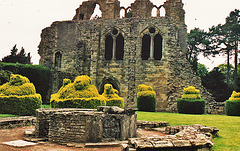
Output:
177 86 206 114
50 75 106 108
137 84 156 112
102 84 124 109
225 91 240 116
0 74 42 115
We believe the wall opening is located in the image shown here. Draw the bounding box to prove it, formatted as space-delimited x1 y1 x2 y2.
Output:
99 77 120 94
154 34 163 60
126 8 132 18
160 6 166 17
90 4 102 20
120 8 125 18
105 35 113 60
116 33 124 60
151 7 158 17
55 52 62 68
141 35 151 60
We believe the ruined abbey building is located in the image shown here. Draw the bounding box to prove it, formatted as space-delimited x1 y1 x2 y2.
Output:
38 0 219 113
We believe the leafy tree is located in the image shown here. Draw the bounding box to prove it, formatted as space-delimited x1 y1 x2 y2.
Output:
196 63 208 78
1 45 32 64
217 64 235 89
208 9 240 90
187 28 212 72
202 67 233 102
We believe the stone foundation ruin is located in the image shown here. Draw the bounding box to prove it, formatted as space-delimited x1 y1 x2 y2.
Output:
34 107 137 144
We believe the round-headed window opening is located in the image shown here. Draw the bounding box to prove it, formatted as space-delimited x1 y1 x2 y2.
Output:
112 28 118 35
149 27 156 34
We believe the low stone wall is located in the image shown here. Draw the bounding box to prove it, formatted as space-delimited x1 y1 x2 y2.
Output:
0 116 36 129
35 107 137 144
207 102 225 115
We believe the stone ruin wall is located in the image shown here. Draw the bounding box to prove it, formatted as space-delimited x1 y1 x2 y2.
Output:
38 0 224 114
35 107 137 144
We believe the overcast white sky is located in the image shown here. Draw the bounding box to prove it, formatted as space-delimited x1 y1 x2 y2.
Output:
0 0 239 70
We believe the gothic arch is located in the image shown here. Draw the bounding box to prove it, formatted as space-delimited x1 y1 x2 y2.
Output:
154 34 163 60
116 33 124 60
140 26 164 60
105 34 113 60
98 77 120 94
104 27 125 60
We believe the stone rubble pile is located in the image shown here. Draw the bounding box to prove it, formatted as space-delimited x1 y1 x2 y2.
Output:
137 120 169 129
123 124 219 151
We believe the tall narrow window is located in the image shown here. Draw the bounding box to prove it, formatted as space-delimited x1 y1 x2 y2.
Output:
55 52 62 68
154 34 163 60
141 35 151 60
105 35 113 60
116 33 124 60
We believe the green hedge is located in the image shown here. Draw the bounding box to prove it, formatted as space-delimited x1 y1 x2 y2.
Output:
225 100 240 116
177 99 206 114
137 95 156 112
0 95 42 115
106 98 124 109
0 62 51 103
137 84 156 112
51 97 106 109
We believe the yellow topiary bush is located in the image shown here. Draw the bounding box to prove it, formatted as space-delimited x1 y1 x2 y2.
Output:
50 75 106 108
182 86 201 99
102 84 124 108
225 91 240 116
177 86 206 114
228 91 240 101
137 84 156 112
0 74 42 115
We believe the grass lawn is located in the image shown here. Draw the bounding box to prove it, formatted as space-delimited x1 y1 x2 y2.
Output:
137 111 240 151
0 114 19 118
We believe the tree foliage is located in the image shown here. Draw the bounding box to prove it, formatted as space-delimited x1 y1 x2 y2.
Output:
202 67 233 102
208 9 240 90
1 45 32 64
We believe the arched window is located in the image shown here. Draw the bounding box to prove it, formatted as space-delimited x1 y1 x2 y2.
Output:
55 52 62 68
116 33 124 60
120 8 125 18
99 77 120 94
151 7 158 17
154 34 163 60
105 35 113 60
141 35 151 60
90 4 102 20
160 6 166 17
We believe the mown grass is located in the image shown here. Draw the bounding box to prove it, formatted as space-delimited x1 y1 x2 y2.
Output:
137 111 240 151
0 114 19 118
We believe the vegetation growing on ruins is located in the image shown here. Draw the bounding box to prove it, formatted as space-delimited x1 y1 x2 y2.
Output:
137 84 156 112
0 74 42 115
177 86 206 114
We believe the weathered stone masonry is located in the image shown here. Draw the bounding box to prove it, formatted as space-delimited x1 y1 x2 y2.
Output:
38 0 222 113
35 107 137 144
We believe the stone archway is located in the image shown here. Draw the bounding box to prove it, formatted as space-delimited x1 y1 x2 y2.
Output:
98 77 120 94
